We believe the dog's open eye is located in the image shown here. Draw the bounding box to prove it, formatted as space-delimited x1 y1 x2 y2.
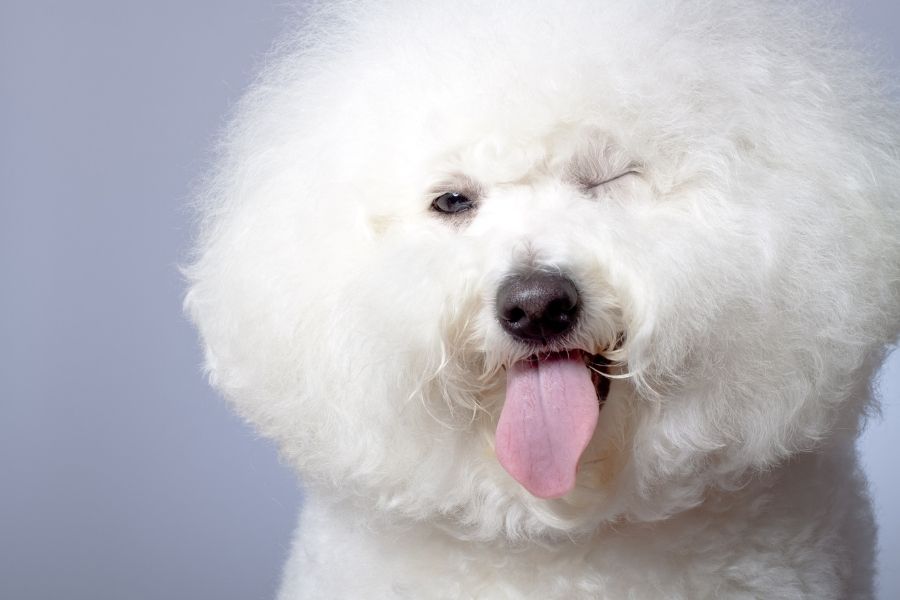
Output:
431 192 475 214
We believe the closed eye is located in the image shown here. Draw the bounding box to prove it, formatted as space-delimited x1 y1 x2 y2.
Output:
564 139 641 192
581 168 639 191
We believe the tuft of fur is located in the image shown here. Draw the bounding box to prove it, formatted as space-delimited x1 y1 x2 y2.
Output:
185 1 900 598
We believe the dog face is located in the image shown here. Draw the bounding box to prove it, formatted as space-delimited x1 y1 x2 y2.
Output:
186 1 900 539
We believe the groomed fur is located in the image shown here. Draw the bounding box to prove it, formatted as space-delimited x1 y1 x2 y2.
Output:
185 1 900 598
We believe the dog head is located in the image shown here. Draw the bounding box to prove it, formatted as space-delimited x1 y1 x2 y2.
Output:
185 1 900 540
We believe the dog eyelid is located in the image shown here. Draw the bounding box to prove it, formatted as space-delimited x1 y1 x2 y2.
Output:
428 175 483 216
565 151 641 191
571 169 639 195
587 169 639 189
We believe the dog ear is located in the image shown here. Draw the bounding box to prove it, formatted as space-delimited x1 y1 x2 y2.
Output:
617 271 893 517
596 198 899 516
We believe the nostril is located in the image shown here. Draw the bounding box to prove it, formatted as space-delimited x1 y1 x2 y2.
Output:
506 307 526 324
496 270 581 344
548 297 576 315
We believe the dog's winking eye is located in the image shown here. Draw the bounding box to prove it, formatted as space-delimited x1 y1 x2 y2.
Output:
585 170 636 189
431 192 475 214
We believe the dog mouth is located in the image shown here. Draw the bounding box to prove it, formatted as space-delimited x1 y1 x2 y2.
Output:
587 352 612 405
495 349 612 499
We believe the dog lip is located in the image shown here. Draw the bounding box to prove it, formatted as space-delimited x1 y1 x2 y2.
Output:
587 352 611 406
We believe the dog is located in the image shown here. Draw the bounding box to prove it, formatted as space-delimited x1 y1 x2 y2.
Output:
185 1 900 597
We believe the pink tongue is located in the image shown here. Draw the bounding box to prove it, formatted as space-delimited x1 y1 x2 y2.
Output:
495 352 599 499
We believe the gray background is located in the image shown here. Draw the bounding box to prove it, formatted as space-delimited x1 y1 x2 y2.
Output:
1 1 897 599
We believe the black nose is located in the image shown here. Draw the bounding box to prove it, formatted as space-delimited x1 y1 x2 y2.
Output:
496 271 580 344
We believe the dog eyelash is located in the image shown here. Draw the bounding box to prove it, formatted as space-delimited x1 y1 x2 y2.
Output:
565 149 641 192
583 169 639 190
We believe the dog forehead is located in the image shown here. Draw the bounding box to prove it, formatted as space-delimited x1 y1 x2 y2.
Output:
314 6 665 152
425 126 629 189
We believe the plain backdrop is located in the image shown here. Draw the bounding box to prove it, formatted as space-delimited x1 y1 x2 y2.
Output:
1 1 897 599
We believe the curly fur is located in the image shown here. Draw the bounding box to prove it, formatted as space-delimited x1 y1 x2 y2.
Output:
185 1 900 597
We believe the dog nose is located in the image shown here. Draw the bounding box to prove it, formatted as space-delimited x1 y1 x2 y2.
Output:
496 271 580 344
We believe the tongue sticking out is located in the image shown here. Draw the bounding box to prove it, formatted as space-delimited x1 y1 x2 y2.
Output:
495 351 599 499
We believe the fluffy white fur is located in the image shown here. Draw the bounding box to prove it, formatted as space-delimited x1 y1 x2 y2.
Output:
185 1 900 598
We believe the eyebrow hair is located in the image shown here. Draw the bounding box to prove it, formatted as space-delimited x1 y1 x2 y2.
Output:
428 173 485 199
563 141 637 187
564 143 612 186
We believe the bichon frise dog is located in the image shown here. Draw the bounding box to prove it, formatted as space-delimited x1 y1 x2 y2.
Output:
185 1 900 598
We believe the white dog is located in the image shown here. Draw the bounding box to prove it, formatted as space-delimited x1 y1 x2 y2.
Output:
185 1 900 598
